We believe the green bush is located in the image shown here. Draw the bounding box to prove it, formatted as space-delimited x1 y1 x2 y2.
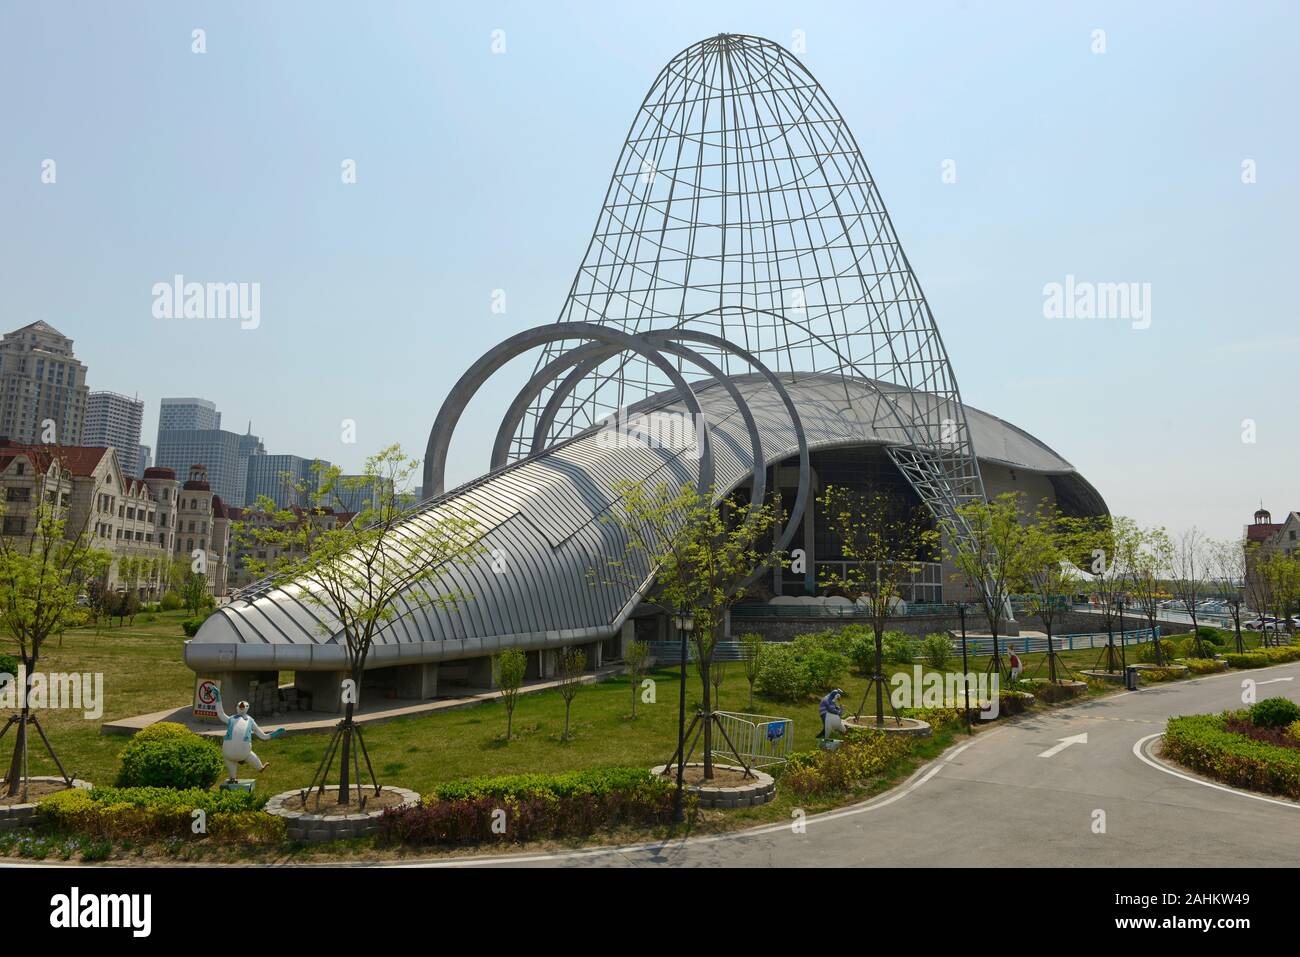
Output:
1138 666 1183 683
1286 720 1300 747
430 767 662 802
847 633 875 675
38 788 283 844
1133 639 1176 664
181 617 208 637
1164 712 1300 800
1222 652 1269 669
1183 658 1226 675
0 653 18 678
115 722 224 790
1196 627 1227 647
754 643 811 702
919 633 953 670
781 729 915 796
1249 697 1300 728
159 592 183 611
791 636 847 690
883 631 915 665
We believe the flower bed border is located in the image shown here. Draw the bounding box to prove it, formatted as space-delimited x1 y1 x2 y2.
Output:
268 785 420 843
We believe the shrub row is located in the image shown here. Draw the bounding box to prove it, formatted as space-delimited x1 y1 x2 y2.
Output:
37 788 283 844
780 728 916 796
429 767 666 802
1182 658 1227 675
1221 645 1300 669
1164 712 1300 800
379 769 679 846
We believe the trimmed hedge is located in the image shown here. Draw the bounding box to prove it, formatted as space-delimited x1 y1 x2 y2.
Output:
378 768 679 846
38 787 283 844
1182 658 1227 675
116 722 224 790
1163 712 1300 800
781 728 915 795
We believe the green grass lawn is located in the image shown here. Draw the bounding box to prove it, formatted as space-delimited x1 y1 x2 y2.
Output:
5 613 1263 798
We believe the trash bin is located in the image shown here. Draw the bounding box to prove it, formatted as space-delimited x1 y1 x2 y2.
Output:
1124 665 1139 690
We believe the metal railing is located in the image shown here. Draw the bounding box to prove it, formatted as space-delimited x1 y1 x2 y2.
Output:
712 711 794 768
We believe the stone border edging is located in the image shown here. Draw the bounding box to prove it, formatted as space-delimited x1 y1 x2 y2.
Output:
0 777 93 832
650 763 775 809
267 785 420 843
843 715 934 738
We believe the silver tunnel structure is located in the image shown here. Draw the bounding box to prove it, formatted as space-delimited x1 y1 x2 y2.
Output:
186 371 1106 708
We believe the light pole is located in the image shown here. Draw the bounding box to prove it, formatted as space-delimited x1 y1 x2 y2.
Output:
957 600 972 735
671 610 694 824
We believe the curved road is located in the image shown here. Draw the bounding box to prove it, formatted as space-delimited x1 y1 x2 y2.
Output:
405 660 1300 868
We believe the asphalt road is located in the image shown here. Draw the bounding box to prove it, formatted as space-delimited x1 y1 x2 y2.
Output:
405 660 1300 868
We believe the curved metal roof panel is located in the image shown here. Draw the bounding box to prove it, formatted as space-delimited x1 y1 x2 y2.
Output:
187 373 1104 669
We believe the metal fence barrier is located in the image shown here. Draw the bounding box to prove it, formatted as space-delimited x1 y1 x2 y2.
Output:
711 711 794 768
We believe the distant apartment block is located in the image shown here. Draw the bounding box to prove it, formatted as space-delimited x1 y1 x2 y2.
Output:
84 390 145 478
245 453 331 509
155 427 265 507
139 444 152 474
157 396 221 443
0 321 90 445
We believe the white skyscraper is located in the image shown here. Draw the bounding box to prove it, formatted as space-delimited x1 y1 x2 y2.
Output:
84 390 145 477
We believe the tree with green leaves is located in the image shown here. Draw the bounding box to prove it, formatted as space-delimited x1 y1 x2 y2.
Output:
739 632 765 710
0 463 110 798
597 480 784 779
235 444 484 805
1123 525 1175 662
180 570 210 618
623 639 650 719
819 485 938 724
946 492 1032 682
556 646 586 742
1077 514 1144 670
1263 550 1300 644
492 648 527 741
1018 501 1087 681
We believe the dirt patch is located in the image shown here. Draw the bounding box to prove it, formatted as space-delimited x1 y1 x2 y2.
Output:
0 779 72 806
659 765 756 788
279 786 410 817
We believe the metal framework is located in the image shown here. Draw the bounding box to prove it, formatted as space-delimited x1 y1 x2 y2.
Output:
511 33 986 531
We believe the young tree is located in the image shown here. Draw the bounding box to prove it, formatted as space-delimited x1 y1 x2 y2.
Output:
1208 535 1248 653
1170 527 1211 658
1244 541 1275 642
623 639 650 719
1017 502 1086 681
556 646 586 741
492 648 527 741
739 632 765 710
1263 551 1300 643
181 570 210 618
236 445 484 804
819 485 938 723
709 658 727 712
1079 514 1143 671
1123 525 1175 663
597 480 784 779
0 464 110 798
946 493 1032 682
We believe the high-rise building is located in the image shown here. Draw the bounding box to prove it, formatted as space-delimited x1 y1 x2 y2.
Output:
0 321 90 445
155 427 264 506
157 397 220 445
84 391 145 479
139 444 152 474
245 453 331 509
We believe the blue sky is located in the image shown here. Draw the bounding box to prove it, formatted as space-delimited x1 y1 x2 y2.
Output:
1 1 1296 539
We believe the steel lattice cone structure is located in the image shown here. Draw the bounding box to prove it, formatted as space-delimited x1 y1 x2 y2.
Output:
187 35 1106 707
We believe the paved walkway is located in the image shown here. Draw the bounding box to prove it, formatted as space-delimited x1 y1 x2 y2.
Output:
101 665 625 737
387 660 1300 868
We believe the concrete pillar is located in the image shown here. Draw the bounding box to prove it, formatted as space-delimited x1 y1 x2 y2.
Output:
584 640 602 670
464 656 495 690
295 670 346 714
538 648 558 679
393 662 439 700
